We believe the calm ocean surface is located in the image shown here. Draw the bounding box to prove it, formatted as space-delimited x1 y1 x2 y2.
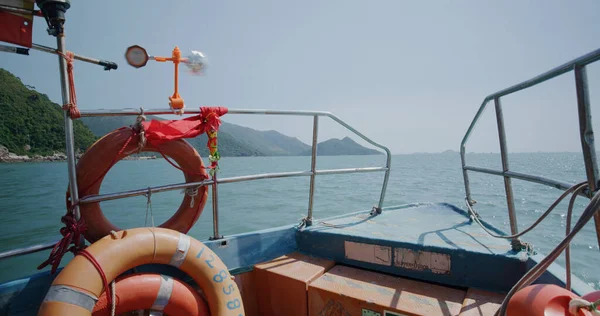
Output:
0 153 598 289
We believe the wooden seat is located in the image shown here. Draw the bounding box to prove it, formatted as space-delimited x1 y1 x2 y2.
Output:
458 288 505 316
308 265 466 316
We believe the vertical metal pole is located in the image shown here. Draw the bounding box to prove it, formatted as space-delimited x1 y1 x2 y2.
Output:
211 174 221 240
57 34 81 222
376 149 391 213
306 115 319 226
494 98 520 240
461 146 474 205
574 65 600 248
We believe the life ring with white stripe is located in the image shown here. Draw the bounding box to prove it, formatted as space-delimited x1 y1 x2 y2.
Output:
68 127 209 243
38 227 245 316
92 273 209 316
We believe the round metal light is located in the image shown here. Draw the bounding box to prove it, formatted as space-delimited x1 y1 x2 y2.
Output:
125 45 149 68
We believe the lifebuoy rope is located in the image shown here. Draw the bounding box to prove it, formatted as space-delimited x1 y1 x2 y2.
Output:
144 188 155 227
78 249 112 309
134 110 147 154
55 51 80 119
71 230 119 315
37 205 87 274
110 280 116 316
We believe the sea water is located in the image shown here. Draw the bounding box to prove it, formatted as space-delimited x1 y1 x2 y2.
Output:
0 153 598 289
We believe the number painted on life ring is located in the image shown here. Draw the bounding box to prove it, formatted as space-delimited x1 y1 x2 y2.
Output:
227 299 241 310
223 284 235 295
213 270 228 283
205 254 216 268
196 246 243 311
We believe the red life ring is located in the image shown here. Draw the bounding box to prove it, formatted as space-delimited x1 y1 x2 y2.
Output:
93 273 209 316
507 284 595 315
67 127 209 243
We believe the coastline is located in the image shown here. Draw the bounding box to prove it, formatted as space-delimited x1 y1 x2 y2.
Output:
0 155 158 163
0 151 158 163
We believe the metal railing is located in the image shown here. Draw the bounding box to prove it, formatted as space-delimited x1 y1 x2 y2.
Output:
461 48 600 249
79 108 391 237
0 108 391 259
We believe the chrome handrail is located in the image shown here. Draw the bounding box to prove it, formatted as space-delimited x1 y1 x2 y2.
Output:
79 108 392 239
460 48 600 249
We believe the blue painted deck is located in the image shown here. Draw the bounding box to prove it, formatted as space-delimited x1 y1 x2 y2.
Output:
297 203 527 292
296 203 591 294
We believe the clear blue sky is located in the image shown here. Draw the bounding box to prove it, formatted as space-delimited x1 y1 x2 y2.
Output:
2 0 600 154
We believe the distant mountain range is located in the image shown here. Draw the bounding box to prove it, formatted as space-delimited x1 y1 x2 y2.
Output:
298 137 381 156
79 116 381 157
0 67 380 158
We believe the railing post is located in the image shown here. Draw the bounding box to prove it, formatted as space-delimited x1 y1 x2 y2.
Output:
57 35 79 220
56 33 84 248
461 145 475 206
574 65 600 248
375 149 391 214
306 115 319 226
210 173 222 240
494 97 520 247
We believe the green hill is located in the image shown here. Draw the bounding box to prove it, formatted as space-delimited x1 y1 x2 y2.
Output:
0 69 97 156
300 137 382 156
219 122 310 156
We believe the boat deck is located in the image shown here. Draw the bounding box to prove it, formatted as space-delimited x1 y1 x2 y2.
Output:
0 203 586 315
297 203 528 292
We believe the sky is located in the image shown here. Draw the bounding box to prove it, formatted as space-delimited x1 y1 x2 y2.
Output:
1 0 600 154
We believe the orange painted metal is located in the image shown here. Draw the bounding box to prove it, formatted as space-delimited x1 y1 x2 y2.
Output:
233 271 260 316
70 127 209 243
92 273 209 316
254 252 335 316
506 284 593 316
153 46 185 110
308 265 466 316
38 227 244 316
458 288 505 316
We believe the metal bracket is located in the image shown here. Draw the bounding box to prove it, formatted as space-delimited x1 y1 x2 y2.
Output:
511 239 535 255
370 206 382 215
304 217 313 227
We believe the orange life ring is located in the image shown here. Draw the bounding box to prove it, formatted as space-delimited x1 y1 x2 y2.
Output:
68 127 209 243
507 284 594 316
93 273 209 316
38 227 245 316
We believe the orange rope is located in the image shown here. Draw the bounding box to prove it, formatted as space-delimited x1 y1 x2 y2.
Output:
56 51 80 119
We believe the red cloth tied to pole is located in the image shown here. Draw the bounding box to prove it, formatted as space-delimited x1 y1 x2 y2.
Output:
142 106 228 147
